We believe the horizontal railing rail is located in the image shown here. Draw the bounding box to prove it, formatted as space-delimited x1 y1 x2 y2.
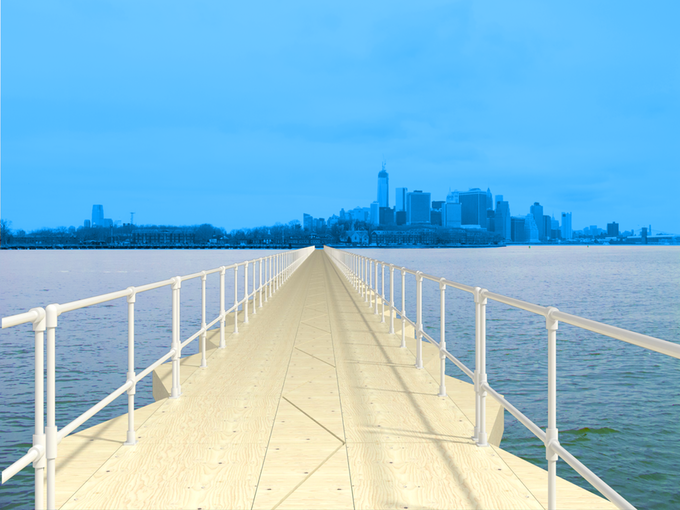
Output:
1 246 315 509
325 246 679 510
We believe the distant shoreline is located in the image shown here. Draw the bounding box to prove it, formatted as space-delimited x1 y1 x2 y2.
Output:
2 242 676 251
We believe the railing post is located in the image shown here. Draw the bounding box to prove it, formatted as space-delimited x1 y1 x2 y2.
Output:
219 266 226 348
374 261 379 315
252 261 257 315
364 258 368 302
244 262 249 323
439 279 447 397
389 265 395 334
546 307 560 510
45 304 58 510
416 271 423 369
265 257 269 302
400 268 406 348
369 260 373 308
32 308 46 510
473 287 488 446
259 258 263 308
170 277 182 399
125 289 137 444
381 263 385 322
233 266 239 334
200 272 207 368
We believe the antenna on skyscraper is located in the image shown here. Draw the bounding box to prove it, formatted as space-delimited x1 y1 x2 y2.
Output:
381 155 386 172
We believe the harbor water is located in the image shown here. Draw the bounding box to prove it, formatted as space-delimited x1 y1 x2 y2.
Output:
1 246 678 509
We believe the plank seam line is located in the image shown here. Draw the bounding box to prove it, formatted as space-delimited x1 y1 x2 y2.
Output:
281 396 346 445
321 252 359 509
270 443 345 510
294 347 336 368
298 320 333 334
299 311 330 322
251 255 315 510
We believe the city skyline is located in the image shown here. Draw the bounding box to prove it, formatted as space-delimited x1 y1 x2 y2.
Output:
2 2 679 233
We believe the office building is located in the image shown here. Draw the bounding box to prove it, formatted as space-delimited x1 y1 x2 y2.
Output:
407 190 431 224
370 202 380 225
431 210 442 226
92 205 104 227
524 214 539 242
303 213 313 231
395 210 407 226
84 219 91 228
494 200 511 241
432 201 444 211
487 210 496 232
543 215 552 240
607 222 619 237
443 202 462 228
561 212 572 239
379 207 395 226
395 188 408 212
511 217 525 242
377 165 389 208
459 189 488 229
530 202 545 240
486 188 493 210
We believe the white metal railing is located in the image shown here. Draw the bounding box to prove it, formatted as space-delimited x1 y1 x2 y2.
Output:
325 246 680 510
1 246 315 510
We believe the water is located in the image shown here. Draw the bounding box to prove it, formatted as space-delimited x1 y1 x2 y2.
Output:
350 246 680 510
1 247 679 509
0 249 280 509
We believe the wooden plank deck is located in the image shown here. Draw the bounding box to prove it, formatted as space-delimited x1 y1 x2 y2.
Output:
54 250 616 509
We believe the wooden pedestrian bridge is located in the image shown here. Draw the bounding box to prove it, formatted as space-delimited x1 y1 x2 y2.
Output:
5 247 678 509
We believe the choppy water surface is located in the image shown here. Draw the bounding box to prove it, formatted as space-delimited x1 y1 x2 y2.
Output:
1 247 679 509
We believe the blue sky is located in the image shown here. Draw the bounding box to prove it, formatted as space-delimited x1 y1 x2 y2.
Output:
2 1 679 233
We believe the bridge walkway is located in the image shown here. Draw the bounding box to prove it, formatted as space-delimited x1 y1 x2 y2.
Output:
55 250 615 509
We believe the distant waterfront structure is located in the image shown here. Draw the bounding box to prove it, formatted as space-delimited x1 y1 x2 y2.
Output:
607 222 619 237
443 191 462 228
406 190 431 224
511 216 526 242
530 202 545 240
84 219 91 228
395 188 407 212
524 214 539 242
459 189 488 229
92 205 104 227
370 202 380 225
561 212 572 239
377 164 389 208
303 213 313 231
494 200 511 241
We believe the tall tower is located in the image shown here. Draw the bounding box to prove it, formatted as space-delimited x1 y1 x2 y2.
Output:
92 205 104 227
377 160 389 208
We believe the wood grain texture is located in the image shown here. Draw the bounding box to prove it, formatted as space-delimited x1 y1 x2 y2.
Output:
52 251 619 509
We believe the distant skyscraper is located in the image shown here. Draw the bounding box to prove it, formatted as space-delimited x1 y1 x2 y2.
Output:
511 217 525 242
530 202 545 240
303 213 313 231
459 189 488 229
561 212 572 239
444 203 462 228
370 202 380 225
486 188 493 210
524 214 539 242
396 188 407 212
494 200 511 241
607 222 619 237
407 191 431 224
84 219 91 228
377 162 389 208
92 205 104 227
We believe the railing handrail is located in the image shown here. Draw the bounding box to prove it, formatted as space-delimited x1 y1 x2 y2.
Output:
324 246 669 510
0 246 315 509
